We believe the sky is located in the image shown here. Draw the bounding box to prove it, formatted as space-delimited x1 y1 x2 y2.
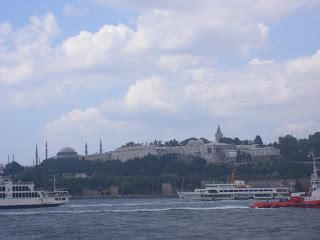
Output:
0 0 320 166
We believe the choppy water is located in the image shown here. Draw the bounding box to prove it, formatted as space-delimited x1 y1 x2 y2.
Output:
1 198 320 239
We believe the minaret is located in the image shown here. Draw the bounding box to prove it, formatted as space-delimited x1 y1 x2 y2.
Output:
85 142 88 156
35 145 39 165
45 140 48 160
99 140 102 154
215 125 223 142
8 155 10 164
12 153 15 162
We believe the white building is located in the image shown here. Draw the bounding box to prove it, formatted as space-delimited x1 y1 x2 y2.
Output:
236 144 280 161
84 126 280 163
85 127 237 163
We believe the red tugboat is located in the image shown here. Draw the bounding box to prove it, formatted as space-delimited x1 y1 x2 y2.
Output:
251 153 320 209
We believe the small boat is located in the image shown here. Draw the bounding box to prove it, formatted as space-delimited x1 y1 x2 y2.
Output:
0 177 69 209
251 152 320 208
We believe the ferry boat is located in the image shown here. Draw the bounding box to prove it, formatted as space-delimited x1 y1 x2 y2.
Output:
0 178 69 209
177 180 290 201
251 153 320 208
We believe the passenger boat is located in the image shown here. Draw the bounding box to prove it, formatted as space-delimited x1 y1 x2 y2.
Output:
251 153 320 208
177 180 290 201
0 177 69 209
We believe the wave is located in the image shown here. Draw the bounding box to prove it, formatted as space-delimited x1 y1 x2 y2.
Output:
68 200 222 208
0 205 249 215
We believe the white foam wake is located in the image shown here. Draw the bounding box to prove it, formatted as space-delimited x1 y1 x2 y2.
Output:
0 205 249 215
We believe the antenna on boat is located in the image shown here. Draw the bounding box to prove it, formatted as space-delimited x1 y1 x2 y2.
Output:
53 174 56 192
311 151 320 178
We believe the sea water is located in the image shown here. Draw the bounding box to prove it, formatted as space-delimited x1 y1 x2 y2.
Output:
1 198 320 239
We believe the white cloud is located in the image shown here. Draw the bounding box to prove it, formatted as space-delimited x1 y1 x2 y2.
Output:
62 3 90 16
123 76 177 112
286 49 320 75
44 48 320 149
273 122 320 140
249 58 275 65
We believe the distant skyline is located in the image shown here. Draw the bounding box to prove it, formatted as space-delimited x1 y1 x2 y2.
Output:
1 0 320 165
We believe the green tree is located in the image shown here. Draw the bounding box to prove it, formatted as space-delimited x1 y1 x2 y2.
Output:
4 161 24 176
254 135 263 146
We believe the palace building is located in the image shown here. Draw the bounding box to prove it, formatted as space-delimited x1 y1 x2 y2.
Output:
85 126 240 163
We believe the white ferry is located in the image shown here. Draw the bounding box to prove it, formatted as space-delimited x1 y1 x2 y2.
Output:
0 178 69 209
177 181 290 201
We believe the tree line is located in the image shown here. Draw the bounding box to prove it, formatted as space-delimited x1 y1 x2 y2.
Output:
4 153 313 195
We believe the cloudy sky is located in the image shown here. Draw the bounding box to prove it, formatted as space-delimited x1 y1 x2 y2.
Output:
1 0 320 165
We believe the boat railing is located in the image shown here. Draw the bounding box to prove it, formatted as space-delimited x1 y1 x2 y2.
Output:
46 191 69 197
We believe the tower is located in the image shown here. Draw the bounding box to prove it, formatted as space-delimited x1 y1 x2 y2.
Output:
35 145 39 165
215 125 223 142
99 140 102 154
45 140 48 160
85 142 88 156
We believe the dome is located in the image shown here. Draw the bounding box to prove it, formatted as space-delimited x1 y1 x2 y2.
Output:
57 147 78 157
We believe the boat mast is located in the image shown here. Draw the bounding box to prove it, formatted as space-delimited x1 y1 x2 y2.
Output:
312 152 318 179
53 174 56 192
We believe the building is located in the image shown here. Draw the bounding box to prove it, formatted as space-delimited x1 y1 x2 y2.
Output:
56 147 81 159
160 139 237 163
236 144 280 161
162 183 174 195
110 186 119 196
0 164 4 177
84 126 279 163
85 126 237 163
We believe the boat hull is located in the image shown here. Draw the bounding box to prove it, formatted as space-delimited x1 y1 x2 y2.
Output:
0 203 63 209
177 192 215 201
251 199 320 208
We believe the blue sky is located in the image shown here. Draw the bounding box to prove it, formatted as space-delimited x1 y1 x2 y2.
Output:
1 0 320 165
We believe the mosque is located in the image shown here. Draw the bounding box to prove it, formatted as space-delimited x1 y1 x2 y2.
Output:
56 147 80 159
